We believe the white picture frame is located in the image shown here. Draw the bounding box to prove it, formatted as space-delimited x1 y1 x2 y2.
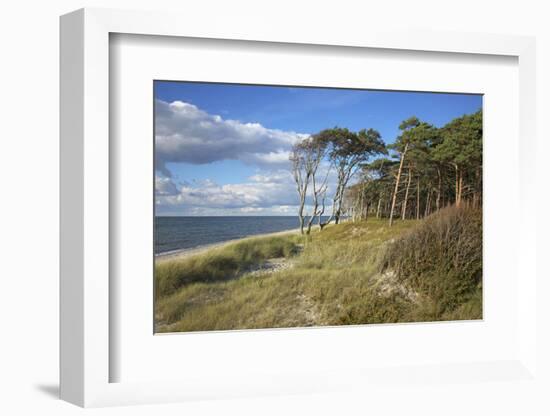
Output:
60 7 538 408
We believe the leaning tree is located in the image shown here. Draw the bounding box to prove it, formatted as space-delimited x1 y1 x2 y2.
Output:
388 117 420 226
289 134 330 235
317 127 386 228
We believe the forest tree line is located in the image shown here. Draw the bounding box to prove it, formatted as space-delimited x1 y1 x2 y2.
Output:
290 110 482 234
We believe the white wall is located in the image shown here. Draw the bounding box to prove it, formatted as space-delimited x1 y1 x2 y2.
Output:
1 1 548 415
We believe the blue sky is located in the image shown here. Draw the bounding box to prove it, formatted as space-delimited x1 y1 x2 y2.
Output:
154 81 482 216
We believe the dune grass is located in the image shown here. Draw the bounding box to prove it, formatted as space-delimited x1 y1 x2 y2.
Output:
155 235 300 298
155 206 482 333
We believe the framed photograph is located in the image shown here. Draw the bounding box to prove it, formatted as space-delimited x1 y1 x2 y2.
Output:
152 81 484 334
60 8 538 408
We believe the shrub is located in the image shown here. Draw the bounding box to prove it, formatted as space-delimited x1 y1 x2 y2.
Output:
381 205 482 317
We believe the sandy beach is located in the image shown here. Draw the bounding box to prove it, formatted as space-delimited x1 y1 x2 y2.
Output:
155 227 301 263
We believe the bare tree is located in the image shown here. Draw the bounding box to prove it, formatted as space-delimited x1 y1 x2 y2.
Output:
290 136 329 235
290 142 311 235
305 136 330 234
306 163 330 233
316 185 329 229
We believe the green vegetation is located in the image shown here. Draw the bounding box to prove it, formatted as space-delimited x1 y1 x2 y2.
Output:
292 110 483 232
155 205 482 333
381 204 482 321
155 236 299 298
155 110 483 333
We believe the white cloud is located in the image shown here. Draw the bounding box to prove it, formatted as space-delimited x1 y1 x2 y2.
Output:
153 163 344 215
271 205 295 214
155 176 179 196
155 170 298 214
248 171 293 184
239 207 265 213
153 100 345 215
155 99 308 176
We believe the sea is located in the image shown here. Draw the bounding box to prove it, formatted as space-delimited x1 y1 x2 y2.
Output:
155 216 329 255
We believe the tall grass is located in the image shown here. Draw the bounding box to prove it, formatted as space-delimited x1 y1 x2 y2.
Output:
155 235 299 299
155 219 417 331
155 207 482 332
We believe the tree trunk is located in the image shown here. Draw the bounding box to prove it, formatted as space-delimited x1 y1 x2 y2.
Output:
359 188 364 221
321 186 339 229
424 190 431 218
416 179 420 220
298 193 306 234
306 219 313 234
389 143 408 226
330 198 338 226
401 167 412 220
363 187 368 220
454 165 460 206
454 164 464 207
306 214 314 234
457 170 463 207
316 188 327 231
305 175 319 235
436 168 442 211
305 203 315 235
334 183 345 224
376 197 382 219
475 165 482 208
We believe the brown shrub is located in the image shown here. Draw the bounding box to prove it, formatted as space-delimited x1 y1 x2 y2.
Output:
381 205 482 317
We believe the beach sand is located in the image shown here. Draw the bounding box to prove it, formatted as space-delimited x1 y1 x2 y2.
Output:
155 227 301 263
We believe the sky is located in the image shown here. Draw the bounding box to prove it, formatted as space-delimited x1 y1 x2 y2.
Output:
154 81 482 216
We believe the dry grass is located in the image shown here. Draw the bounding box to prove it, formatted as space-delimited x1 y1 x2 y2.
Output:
155 235 299 298
155 208 482 333
381 205 482 320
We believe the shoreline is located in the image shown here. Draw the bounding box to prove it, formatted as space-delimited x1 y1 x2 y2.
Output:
155 227 301 263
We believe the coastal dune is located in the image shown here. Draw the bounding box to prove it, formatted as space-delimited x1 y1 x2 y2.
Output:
154 206 482 333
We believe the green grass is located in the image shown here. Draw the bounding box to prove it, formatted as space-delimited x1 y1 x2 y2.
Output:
155 235 299 298
155 207 482 333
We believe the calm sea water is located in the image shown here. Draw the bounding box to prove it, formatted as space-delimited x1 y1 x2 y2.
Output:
155 216 330 254
155 216 328 255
